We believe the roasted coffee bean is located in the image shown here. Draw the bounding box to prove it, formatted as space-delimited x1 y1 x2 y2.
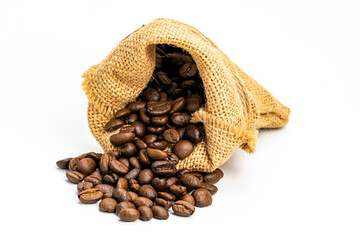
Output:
185 97 201 113
179 173 201 190
84 175 102 186
143 88 160 102
165 152 179 165
151 206 169 220
179 63 197 77
157 192 176 202
78 188 103 204
115 201 136 215
179 194 195 206
124 168 141 180
147 125 165 134
203 171 222 184
66 171 84 184
138 206 153 221
164 52 183 68
109 158 129 175
180 54 193 64
147 101 171 116
133 197 153 208
96 184 115 198
176 169 190 178
163 129 180 143
215 168 224 178
159 92 167 102
100 153 112 174
104 119 124 131
113 188 132 202
119 208 140 222
128 191 138 201
109 132 135 146
177 127 186 139
142 134 158 145
77 182 94 193
119 125 135 133
121 143 137 157
172 200 195 217
139 149 151 165
131 121 146 137
99 198 118 213
151 115 168 126
155 71 172 86
190 172 203 183
167 82 178 95
138 169 154 185
180 80 197 90
155 198 172 210
85 152 101 162
169 97 185 114
147 141 168 150
172 140 194 159
151 178 168 192
116 177 128 190
107 150 121 159
146 148 168 160
138 185 157 201
125 113 138 124
151 160 176 177
185 125 202 144
166 177 179 187
129 157 141 169
120 158 130 168
200 182 218 195
77 158 96 176
129 179 141 192
139 108 151 125
171 113 191 127
68 157 80 171
134 139 147 150
169 185 187 197
103 173 119 185
126 101 146 112
56 157 72 169
191 188 212 207
115 108 131 119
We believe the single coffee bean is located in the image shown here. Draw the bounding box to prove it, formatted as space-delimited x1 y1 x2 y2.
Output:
185 97 201 113
77 182 94 193
147 125 165 134
180 54 193 64
89 170 103 179
104 119 124 131
177 127 186 139
172 140 194 159
78 188 103 204
138 169 154 185
68 157 80 171
121 143 137 157
163 129 180 143
151 115 168 126
108 150 121 159
109 132 135 146
124 168 141 180
176 169 190 178
159 92 167 102
115 108 131 119
129 157 141 169
166 177 179 187
147 101 171 116
155 71 172 86
200 182 218 195
151 206 169 220
151 160 176 177
190 172 203 183
157 192 176 202
169 185 187 197
113 188 132 202
138 206 153 221
134 139 147 150
155 198 172 210
191 188 212 207
99 198 118 212
143 88 160 102
56 157 72 169
100 153 113 174
184 125 202 144
119 157 130 168
126 101 146 112
116 177 128 190
147 141 168 150
84 175 102 186
115 201 136 215
171 113 191 127
169 97 185 114
132 197 153 208
179 173 201 190
167 82 178 95
179 194 195 206
128 191 138 201
66 171 84 184
138 149 151 165
215 168 224 178
109 158 129 175
103 173 119 185
119 125 135 133
172 200 195 217
142 134 157 145
76 158 96 176
131 121 146 137
138 184 157 201
180 80 197 90
179 63 197 77
85 152 101 163
165 152 179 165
118 208 140 222
139 108 151 125
203 171 222 184
151 178 168 192
146 148 168 160
125 113 138 124
129 179 141 192
96 184 115 198
164 52 183 68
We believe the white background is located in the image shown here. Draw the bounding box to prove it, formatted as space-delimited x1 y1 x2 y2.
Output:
1 0 359 239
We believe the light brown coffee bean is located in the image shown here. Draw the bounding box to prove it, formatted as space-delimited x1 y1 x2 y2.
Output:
172 200 195 217
113 188 132 202
191 188 212 207
76 158 96 176
96 184 115 198
116 177 128 189
56 158 72 169
66 171 84 184
138 206 153 221
138 185 157 201
118 208 140 222
179 194 195 206
99 198 117 212
78 188 103 204
115 201 136 215
133 197 153 208
172 140 194 159
151 206 169 220
155 198 172 210
77 182 93 193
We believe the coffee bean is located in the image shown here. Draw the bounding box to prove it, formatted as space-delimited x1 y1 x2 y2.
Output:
165 152 179 165
157 192 176 202
113 188 132 202
134 139 147 150
115 201 136 215
138 185 157 201
171 113 191 127
115 108 131 119
119 208 140 222
108 158 129 175
185 125 202 144
179 63 197 77
131 121 146 137
78 188 103 204
172 140 194 159
99 153 113 174
68 157 80 171
155 198 172 210
169 185 186 197
77 158 96 176
179 194 195 205
191 188 212 207
56 157 72 169
125 113 138 124
164 52 183 68
147 125 165 134
119 125 135 133
166 177 179 187
151 206 169 220
126 101 146 112
107 150 121 159
151 115 168 126
167 82 178 95
121 143 137 157
147 141 168 150
179 173 201 190
138 169 154 185
185 97 201 113
96 184 114 198
180 80 197 90
124 168 140 180
176 169 190 178
200 182 218 195
138 206 153 221
146 148 167 160
109 132 135 146
133 197 153 208
203 171 222 184
177 127 186 139
129 179 141 192
104 119 124 131
172 200 195 217
99 198 118 212
163 129 180 143
143 88 160 102
139 149 151 165
215 168 224 178
147 101 171 116
128 191 138 201
116 177 128 190
84 175 102 186
151 178 168 192
103 173 119 185
139 108 151 125
169 97 185 114
142 134 157 145
155 71 172 86
77 182 93 193
190 172 203 183
159 92 167 102
119 158 130 168
151 160 176 177
129 157 141 169
66 171 84 184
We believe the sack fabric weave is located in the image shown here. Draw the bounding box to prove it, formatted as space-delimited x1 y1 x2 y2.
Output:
82 18 290 172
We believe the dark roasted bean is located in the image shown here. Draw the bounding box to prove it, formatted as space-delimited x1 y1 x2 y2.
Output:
115 108 131 119
104 119 124 131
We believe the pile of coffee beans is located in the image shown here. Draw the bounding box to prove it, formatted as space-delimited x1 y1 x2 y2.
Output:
56 152 223 221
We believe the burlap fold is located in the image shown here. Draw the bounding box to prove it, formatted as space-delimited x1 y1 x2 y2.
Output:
82 18 290 172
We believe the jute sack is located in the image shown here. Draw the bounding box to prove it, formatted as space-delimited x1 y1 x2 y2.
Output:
82 18 291 172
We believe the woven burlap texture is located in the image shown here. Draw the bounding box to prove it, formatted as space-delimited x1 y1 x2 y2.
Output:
82 18 290 172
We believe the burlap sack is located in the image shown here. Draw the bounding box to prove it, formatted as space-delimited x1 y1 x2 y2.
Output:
82 18 290 172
